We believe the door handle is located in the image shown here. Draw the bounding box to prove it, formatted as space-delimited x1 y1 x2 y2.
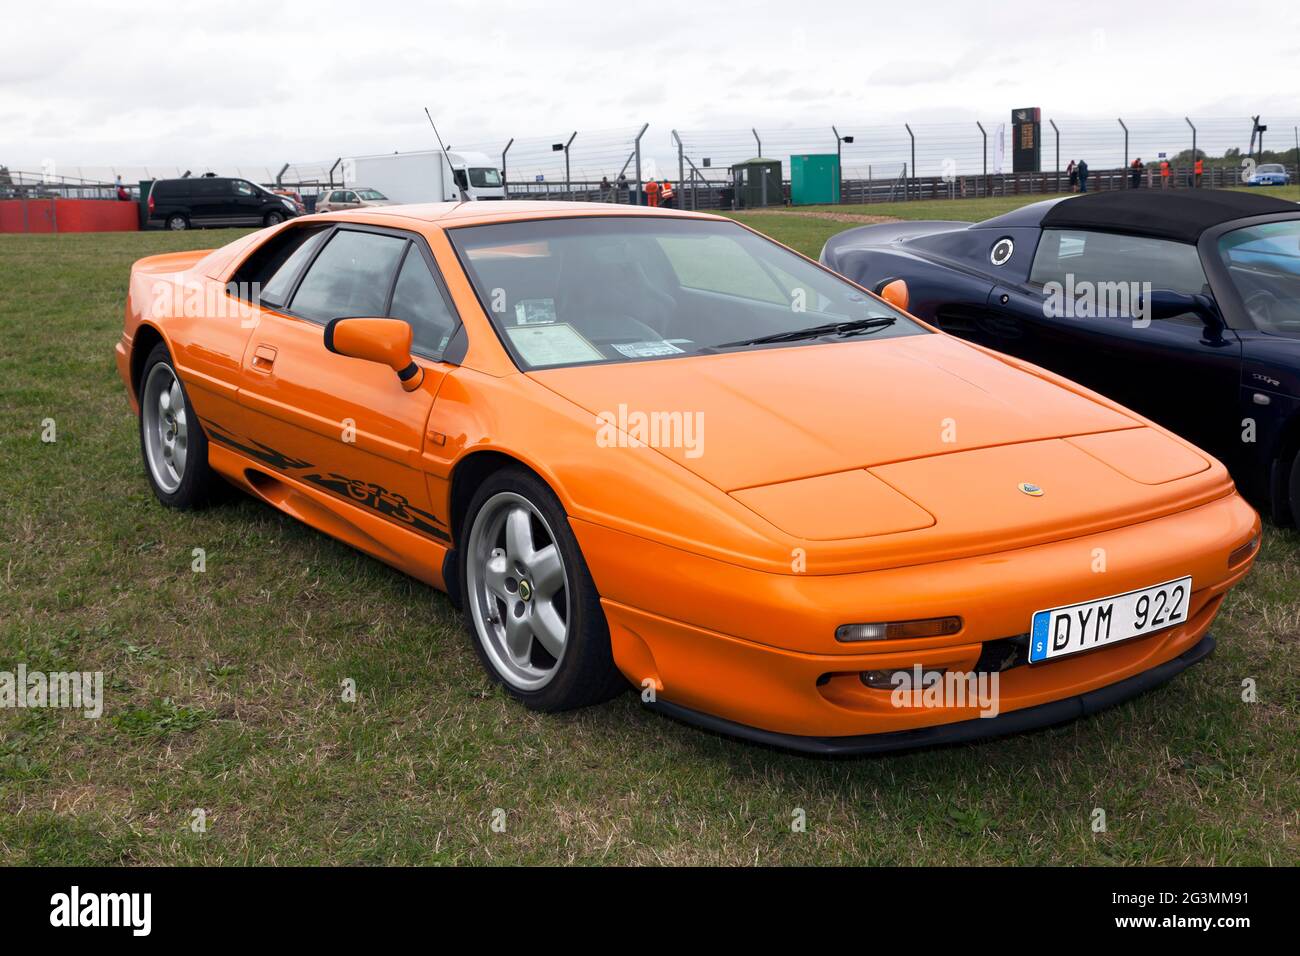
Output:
251 344 277 372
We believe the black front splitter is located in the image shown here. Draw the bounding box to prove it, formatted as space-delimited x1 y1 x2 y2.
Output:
645 634 1216 756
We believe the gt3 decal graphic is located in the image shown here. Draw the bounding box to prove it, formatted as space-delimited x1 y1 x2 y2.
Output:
301 472 450 541
206 422 450 542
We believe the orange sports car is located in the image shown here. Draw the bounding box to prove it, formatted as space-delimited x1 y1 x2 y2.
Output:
116 201 1261 754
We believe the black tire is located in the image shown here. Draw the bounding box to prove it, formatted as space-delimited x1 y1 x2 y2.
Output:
459 467 626 711
264 210 285 226
137 342 216 509
165 213 188 231
1288 446 1300 527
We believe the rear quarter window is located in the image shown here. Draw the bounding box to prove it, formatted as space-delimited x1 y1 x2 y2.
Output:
1029 228 1208 295
228 224 333 308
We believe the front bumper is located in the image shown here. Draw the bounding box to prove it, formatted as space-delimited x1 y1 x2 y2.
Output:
647 634 1215 755
579 491 1258 742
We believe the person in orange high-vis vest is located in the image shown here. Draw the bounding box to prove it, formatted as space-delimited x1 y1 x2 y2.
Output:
645 179 661 207
1194 158 1204 188
1160 160 1170 188
661 180 674 208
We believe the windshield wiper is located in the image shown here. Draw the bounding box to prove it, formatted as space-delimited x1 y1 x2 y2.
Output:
710 317 897 350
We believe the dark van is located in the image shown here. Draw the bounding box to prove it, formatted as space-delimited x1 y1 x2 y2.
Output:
147 177 299 230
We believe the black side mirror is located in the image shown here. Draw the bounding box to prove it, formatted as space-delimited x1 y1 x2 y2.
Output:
1142 289 1224 333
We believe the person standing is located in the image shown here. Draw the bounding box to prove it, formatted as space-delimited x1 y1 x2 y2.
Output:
616 172 629 204
1194 157 1204 188
1077 159 1089 193
1130 157 1143 189
1066 159 1077 192
1160 159 1170 189
599 176 612 202
645 178 661 207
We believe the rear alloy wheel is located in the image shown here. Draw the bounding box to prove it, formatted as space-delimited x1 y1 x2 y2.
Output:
461 469 625 711
138 343 215 509
166 213 188 231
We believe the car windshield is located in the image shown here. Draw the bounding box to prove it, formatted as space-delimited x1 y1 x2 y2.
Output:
1217 219 1300 336
449 216 926 370
469 167 502 188
355 189 387 200
1256 164 1285 174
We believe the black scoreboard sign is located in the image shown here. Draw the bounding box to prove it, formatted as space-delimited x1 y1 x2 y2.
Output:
1012 107 1041 173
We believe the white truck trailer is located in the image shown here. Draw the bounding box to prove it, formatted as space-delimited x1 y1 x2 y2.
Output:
342 149 506 203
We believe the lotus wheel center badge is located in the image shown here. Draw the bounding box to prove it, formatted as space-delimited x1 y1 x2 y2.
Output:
1018 482 1044 497
518 580 533 601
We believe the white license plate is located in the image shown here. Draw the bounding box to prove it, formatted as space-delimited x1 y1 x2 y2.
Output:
1029 576 1192 663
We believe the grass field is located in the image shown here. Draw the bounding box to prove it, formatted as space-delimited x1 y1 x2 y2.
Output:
1 199 1297 865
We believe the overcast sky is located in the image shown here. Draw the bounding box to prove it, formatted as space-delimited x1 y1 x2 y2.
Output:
4 0 1298 177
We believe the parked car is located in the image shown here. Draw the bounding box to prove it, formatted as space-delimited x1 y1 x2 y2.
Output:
822 189 1300 524
1247 163 1291 186
272 188 306 214
314 186 394 213
116 201 1259 754
147 176 299 230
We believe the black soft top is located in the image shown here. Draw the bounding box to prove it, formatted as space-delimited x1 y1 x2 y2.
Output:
1038 189 1297 243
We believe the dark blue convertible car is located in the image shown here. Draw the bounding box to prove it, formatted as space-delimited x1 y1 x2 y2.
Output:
822 190 1300 523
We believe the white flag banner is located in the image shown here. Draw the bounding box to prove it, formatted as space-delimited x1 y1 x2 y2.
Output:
993 123 1006 175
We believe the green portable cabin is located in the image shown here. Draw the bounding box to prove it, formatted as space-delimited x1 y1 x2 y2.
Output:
730 158 783 208
790 153 840 205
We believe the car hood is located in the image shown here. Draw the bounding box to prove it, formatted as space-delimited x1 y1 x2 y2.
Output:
531 333 1137 492
531 333 1230 554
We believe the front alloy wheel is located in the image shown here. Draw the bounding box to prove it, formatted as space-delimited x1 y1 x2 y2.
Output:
460 469 626 710
467 492 570 691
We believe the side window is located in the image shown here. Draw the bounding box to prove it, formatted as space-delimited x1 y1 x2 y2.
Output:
234 180 255 197
329 191 346 203
289 230 408 323
344 191 358 203
1029 229 1209 299
388 246 457 356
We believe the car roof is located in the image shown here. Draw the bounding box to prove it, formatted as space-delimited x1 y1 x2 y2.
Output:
302 200 725 229
1038 189 1298 243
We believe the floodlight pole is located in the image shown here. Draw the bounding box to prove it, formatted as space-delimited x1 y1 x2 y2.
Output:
1118 117 1128 172
976 122 987 197
752 128 762 157
671 129 685 209
832 126 843 203
1050 120 1060 192
905 124 915 200
1186 117 1197 187
276 163 289 186
501 138 514 197
328 157 341 189
634 123 648 206
562 132 577 200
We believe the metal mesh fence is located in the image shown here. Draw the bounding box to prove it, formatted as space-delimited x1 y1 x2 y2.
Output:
10 115 1297 209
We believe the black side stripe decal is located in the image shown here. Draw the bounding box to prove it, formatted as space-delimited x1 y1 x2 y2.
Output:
207 422 450 542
